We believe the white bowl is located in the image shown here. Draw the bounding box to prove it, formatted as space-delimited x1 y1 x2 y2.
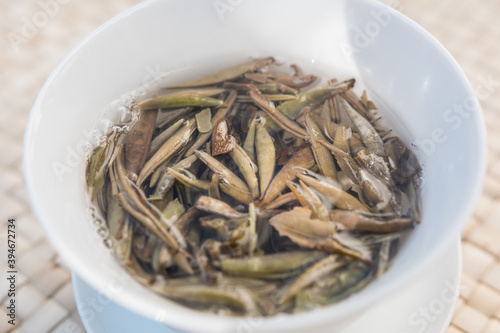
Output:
24 0 487 332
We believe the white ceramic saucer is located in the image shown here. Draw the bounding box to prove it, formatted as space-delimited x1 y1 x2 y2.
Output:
73 238 461 333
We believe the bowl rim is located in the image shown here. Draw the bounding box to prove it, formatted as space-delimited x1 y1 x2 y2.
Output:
23 0 487 331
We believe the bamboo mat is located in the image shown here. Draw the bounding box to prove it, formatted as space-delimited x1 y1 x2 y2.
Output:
0 0 499 332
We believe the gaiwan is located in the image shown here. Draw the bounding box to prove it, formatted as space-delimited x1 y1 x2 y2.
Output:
85 57 422 316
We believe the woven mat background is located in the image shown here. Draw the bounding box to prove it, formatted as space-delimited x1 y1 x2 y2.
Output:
0 0 499 332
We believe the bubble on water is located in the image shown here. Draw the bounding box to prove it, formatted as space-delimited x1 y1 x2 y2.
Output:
119 106 132 123
122 125 131 134
91 218 103 227
87 129 104 147
128 172 138 182
112 124 131 135
259 65 270 73
255 115 265 125
103 99 128 125
103 238 113 249
130 87 147 101
414 173 425 188
96 226 109 239
84 143 93 159
87 207 95 218
249 52 261 60
96 119 114 135
130 110 140 123
274 55 285 65
99 135 108 145
112 126 122 134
